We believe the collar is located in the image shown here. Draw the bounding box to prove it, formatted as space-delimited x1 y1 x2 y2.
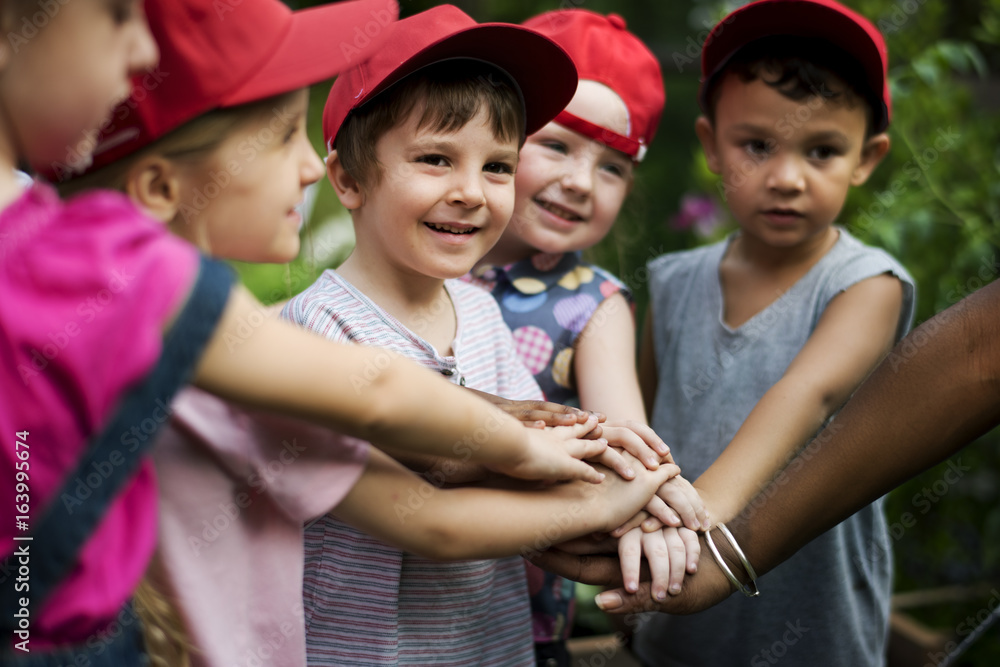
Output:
477 252 582 293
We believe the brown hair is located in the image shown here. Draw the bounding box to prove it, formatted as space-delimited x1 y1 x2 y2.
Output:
335 59 524 189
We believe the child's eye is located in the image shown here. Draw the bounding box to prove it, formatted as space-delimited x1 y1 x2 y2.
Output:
540 141 568 155
745 139 773 158
109 0 135 24
484 161 515 176
809 145 841 160
600 162 626 179
416 155 449 167
283 125 298 145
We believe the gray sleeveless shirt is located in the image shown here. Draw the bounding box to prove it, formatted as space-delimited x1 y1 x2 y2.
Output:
634 228 914 667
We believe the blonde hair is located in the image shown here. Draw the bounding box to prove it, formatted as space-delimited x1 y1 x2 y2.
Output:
57 91 297 199
134 575 193 667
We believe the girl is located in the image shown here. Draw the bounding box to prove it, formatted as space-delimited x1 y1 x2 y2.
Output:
469 10 705 665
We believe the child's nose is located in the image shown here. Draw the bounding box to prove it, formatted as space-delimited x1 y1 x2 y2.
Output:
560 158 593 197
128 14 160 76
766 154 806 194
449 170 486 208
301 145 324 186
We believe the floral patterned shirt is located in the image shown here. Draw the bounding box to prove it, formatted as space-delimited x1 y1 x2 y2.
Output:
466 251 630 644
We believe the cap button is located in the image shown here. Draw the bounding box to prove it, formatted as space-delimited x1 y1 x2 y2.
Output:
608 14 626 30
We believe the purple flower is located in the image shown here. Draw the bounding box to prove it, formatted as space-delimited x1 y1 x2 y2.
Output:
670 193 725 237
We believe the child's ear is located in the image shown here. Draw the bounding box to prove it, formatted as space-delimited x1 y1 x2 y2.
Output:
326 150 364 209
694 116 721 174
125 157 182 223
851 132 891 186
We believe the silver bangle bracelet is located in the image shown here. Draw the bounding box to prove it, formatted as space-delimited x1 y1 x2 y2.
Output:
716 522 759 593
704 524 760 598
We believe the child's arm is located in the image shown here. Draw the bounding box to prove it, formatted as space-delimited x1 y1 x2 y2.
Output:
193 286 607 484
638 310 659 422
332 447 681 561
576 293 648 423
695 274 905 520
574 292 708 598
537 277 1000 615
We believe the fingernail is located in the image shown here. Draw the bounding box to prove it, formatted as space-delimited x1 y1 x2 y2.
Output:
625 468 635 478
670 584 682 595
595 591 622 611
689 561 698 573
655 589 667 601
646 458 659 469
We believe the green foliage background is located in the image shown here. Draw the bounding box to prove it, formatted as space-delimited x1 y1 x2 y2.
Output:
255 1 1000 661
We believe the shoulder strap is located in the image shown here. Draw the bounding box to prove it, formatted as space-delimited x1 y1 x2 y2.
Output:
0 257 232 630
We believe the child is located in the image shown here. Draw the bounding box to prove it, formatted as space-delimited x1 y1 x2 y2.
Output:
634 0 915 665
55 9 682 662
281 6 685 664
467 10 704 664
0 0 620 662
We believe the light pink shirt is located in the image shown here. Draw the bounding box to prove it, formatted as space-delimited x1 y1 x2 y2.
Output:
152 387 368 667
0 184 200 645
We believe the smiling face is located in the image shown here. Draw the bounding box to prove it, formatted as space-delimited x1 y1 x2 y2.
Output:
0 0 158 172
696 71 888 253
171 89 324 263
338 104 519 284
485 81 634 265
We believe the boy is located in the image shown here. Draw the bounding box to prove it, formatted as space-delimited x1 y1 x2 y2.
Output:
281 6 584 664
634 0 915 665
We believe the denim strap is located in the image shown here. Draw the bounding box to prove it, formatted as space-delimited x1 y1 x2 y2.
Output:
1 257 232 631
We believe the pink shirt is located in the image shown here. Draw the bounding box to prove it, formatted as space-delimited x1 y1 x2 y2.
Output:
151 387 368 667
0 184 200 645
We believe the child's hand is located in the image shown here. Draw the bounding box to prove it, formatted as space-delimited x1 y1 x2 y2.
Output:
589 454 683 530
612 475 708 535
599 421 672 471
491 417 609 483
618 525 701 600
466 388 605 429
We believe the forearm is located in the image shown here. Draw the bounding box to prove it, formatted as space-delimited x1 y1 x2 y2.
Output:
729 281 1000 576
194 286 529 464
694 378 831 520
385 448 493 485
576 293 648 424
336 453 607 560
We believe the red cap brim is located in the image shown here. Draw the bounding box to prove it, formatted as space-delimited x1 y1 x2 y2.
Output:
324 20 577 145
223 0 399 107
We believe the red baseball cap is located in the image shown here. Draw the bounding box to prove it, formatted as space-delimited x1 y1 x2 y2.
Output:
41 0 400 180
322 4 578 151
700 0 891 131
523 9 665 162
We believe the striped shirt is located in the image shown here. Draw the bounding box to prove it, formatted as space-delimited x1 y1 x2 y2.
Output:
283 271 539 666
